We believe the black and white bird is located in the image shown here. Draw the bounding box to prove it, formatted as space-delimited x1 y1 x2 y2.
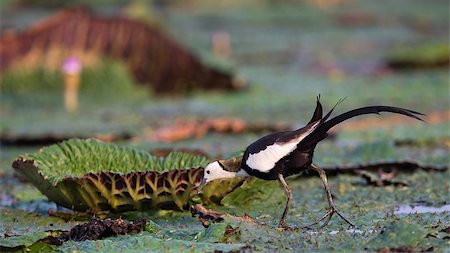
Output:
198 97 424 229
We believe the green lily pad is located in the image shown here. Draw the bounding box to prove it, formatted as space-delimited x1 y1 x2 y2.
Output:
0 208 77 250
57 232 246 253
386 43 449 70
194 212 310 251
365 220 429 250
221 179 284 213
196 222 230 243
12 139 242 212
315 139 448 170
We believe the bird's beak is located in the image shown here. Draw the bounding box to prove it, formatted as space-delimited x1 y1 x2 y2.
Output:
197 178 207 193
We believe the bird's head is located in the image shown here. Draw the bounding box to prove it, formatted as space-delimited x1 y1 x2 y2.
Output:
197 157 242 191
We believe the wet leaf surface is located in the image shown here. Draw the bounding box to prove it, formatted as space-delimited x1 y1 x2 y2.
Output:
0 208 79 250
366 219 429 251
58 232 247 253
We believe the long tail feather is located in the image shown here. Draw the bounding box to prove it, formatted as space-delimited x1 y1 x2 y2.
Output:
323 106 425 132
303 105 425 145
321 97 347 122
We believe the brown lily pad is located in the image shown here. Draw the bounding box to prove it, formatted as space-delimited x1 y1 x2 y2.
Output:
0 7 244 94
148 117 291 143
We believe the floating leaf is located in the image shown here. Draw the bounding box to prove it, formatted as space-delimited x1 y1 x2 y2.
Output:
191 205 306 251
12 139 242 212
0 208 77 250
386 43 449 70
196 223 229 243
365 220 429 250
315 139 448 170
220 178 284 215
57 232 246 253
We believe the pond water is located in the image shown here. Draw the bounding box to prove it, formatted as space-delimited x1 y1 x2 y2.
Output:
394 203 450 214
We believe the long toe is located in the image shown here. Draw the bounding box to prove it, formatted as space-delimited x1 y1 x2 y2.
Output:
333 209 355 228
302 209 334 229
279 223 298 231
302 206 354 229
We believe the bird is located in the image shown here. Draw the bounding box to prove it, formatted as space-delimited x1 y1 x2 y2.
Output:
197 96 424 230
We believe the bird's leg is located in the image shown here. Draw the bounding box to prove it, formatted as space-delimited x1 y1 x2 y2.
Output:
303 164 354 229
278 174 295 230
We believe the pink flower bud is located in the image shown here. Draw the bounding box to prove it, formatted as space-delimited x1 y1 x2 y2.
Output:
62 57 82 74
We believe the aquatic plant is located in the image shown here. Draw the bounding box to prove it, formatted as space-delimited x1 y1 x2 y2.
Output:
12 139 242 212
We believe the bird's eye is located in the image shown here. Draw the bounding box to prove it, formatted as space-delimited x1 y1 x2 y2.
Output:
206 170 210 174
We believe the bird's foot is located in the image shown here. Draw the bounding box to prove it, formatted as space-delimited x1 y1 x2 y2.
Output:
278 221 298 231
333 207 354 228
303 205 354 230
